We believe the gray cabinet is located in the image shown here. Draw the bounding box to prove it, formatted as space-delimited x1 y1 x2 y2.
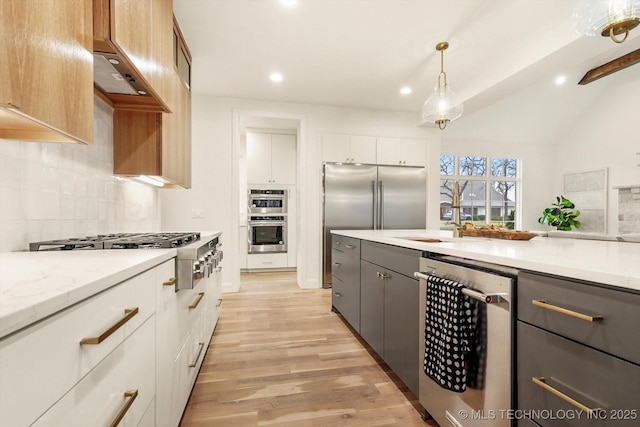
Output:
360 259 385 357
517 271 640 426
361 241 420 396
331 236 361 332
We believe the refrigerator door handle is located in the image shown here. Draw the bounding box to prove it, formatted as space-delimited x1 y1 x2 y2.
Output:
372 180 378 229
380 181 385 230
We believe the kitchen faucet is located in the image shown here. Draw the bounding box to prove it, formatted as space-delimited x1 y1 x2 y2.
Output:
452 180 463 238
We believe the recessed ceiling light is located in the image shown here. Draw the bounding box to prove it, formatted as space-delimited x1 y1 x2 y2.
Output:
270 72 283 82
400 86 412 95
279 0 298 6
555 75 567 86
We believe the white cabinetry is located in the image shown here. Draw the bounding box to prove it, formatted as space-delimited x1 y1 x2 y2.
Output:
322 134 376 164
247 253 288 270
376 137 426 167
0 261 164 427
156 257 222 427
247 132 296 185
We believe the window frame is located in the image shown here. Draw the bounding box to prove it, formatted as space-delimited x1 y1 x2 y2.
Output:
439 154 521 229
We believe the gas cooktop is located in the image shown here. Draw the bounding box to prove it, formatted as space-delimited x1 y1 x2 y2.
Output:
29 232 201 251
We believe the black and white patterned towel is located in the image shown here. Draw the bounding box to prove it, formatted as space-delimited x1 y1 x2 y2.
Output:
423 275 485 393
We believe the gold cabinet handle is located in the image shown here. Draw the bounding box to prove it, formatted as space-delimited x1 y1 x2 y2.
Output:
188 342 205 368
163 277 177 286
188 292 205 310
80 308 139 345
532 300 603 322
109 389 138 427
532 377 601 415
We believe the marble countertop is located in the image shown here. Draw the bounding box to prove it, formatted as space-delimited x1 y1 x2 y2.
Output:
0 250 176 339
331 229 640 292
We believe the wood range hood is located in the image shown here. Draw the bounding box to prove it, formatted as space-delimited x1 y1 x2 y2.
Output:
92 0 170 113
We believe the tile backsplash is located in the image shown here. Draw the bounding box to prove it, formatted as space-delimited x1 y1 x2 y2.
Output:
618 185 640 234
0 98 160 252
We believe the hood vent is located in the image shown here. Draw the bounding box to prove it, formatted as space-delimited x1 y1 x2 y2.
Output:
94 53 151 96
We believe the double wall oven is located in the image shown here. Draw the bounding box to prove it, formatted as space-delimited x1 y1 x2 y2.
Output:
247 189 288 254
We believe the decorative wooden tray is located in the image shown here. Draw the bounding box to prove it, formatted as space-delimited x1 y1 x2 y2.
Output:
461 228 537 240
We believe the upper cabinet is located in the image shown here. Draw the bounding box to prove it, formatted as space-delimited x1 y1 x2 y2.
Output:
0 0 94 144
93 0 173 112
113 17 192 188
376 137 426 167
322 134 376 164
247 132 296 185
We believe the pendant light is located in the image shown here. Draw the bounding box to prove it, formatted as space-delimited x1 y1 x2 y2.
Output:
422 42 463 130
574 0 640 44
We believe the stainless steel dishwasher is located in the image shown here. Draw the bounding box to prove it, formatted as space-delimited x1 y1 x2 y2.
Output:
415 254 517 427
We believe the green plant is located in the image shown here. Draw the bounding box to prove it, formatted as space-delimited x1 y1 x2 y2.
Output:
538 195 581 231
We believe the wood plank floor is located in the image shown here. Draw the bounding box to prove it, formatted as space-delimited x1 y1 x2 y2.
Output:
179 272 438 427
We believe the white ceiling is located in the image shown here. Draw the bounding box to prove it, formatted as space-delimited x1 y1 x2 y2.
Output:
174 0 640 138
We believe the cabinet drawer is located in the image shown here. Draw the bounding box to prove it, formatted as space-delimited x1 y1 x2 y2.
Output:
332 235 360 256
247 252 288 269
175 278 208 357
331 248 360 282
517 271 640 364
361 240 420 278
32 316 156 427
332 276 360 332
0 267 156 427
518 322 640 426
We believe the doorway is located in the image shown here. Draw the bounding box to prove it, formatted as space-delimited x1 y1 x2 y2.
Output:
232 111 306 289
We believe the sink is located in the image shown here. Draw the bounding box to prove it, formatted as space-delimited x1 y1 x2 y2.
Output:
400 238 443 243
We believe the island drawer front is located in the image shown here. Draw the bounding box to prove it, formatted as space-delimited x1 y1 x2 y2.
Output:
0 266 156 427
31 316 156 427
332 248 359 282
332 235 361 257
331 275 360 332
361 240 420 278
517 271 640 365
517 322 640 427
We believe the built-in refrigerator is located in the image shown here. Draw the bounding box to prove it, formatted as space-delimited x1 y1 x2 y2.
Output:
322 163 427 286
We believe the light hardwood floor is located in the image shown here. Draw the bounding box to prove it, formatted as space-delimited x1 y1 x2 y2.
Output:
179 272 438 426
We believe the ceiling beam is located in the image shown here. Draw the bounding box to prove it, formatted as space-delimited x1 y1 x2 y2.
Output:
579 48 640 85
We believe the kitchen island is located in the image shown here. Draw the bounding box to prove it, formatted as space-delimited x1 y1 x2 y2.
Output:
331 229 640 427
331 229 640 291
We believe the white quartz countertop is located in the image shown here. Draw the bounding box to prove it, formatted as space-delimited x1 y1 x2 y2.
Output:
0 250 176 339
331 229 640 292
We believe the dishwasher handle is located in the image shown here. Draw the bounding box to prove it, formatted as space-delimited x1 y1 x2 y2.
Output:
414 271 507 304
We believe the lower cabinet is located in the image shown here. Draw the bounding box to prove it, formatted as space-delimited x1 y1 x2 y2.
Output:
247 252 288 270
516 271 640 427
0 253 223 427
156 258 222 427
331 235 362 332
0 260 163 427
343 239 420 396
32 317 156 427
360 260 385 356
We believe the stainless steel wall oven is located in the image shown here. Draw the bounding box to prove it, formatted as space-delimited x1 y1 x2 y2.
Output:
248 215 287 253
248 189 288 214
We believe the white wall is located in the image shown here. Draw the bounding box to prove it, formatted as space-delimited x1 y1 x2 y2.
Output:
552 74 640 235
160 94 440 291
0 98 160 252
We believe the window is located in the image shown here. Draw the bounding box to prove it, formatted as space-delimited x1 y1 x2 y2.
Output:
440 155 519 229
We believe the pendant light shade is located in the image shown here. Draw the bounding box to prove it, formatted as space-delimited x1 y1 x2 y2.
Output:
574 0 640 43
422 42 463 130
